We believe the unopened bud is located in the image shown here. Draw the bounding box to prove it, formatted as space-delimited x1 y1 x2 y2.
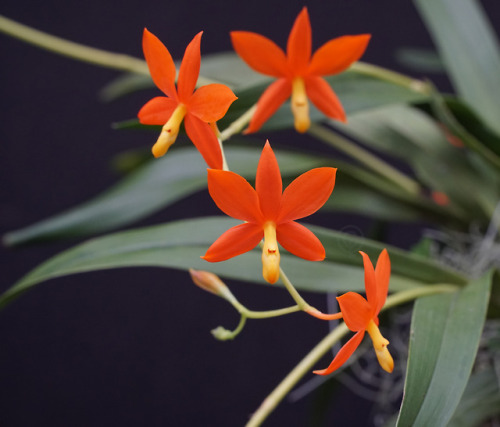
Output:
189 269 228 296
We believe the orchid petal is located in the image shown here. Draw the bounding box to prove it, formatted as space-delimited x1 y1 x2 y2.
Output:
375 249 391 313
184 114 223 169
138 97 178 125
202 223 263 262
360 251 377 312
277 167 336 223
313 331 365 375
308 34 371 76
177 32 202 101
142 29 177 99
188 84 237 123
305 76 346 122
337 292 372 332
287 7 312 75
206 169 263 223
230 31 288 77
255 141 282 220
276 221 325 261
246 78 291 133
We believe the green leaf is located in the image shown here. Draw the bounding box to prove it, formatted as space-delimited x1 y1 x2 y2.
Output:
0 217 466 310
396 271 493 427
414 0 500 135
1 146 321 246
334 104 499 222
4 144 443 247
395 48 444 73
429 91 500 170
99 73 154 102
447 368 500 427
199 51 270 90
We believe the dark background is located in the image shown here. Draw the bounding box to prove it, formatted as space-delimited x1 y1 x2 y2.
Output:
1 1 499 426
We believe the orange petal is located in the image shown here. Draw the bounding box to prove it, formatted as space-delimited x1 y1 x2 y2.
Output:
308 34 371 76
313 330 365 375
246 78 291 133
230 31 288 77
255 141 282 220
206 169 263 222
337 292 372 332
138 96 178 125
277 167 336 223
184 114 223 169
188 84 237 123
287 7 312 75
276 221 325 261
304 76 346 122
177 32 202 101
359 251 378 312
202 223 263 262
374 249 390 314
142 28 177 99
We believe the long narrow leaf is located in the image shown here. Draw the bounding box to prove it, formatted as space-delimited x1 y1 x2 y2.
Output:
0 217 466 310
396 271 493 427
3 144 444 247
414 0 500 135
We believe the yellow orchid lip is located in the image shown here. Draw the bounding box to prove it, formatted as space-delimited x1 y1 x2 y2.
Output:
151 104 187 158
367 319 394 373
291 77 310 133
262 221 280 284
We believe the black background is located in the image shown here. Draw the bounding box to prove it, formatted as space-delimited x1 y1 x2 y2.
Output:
1 1 499 426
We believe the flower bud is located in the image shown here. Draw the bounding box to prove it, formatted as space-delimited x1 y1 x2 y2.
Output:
189 269 228 296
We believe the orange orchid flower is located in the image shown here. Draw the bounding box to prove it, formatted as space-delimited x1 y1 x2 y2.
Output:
314 249 394 375
230 7 370 134
202 141 336 284
138 29 237 169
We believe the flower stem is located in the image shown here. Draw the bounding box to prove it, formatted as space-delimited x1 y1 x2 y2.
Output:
219 104 257 142
0 14 217 86
240 304 301 319
350 61 431 94
245 283 458 427
308 123 421 197
0 14 148 74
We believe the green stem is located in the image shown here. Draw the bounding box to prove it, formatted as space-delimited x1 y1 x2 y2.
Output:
0 15 148 74
308 123 421 196
212 315 247 340
350 61 431 94
219 104 257 142
240 304 301 319
245 283 458 427
0 14 217 86
278 267 310 310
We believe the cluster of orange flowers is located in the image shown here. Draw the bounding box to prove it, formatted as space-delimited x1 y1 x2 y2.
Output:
138 7 393 375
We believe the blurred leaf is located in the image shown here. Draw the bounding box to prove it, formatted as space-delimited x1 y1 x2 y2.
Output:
333 104 499 222
438 97 500 157
4 144 446 247
199 51 270 90
396 271 492 427
395 48 444 73
429 91 500 170
221 71 429 132
414 0 500 135
447 368 500 427
0 217 466 310
99 73 153 102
